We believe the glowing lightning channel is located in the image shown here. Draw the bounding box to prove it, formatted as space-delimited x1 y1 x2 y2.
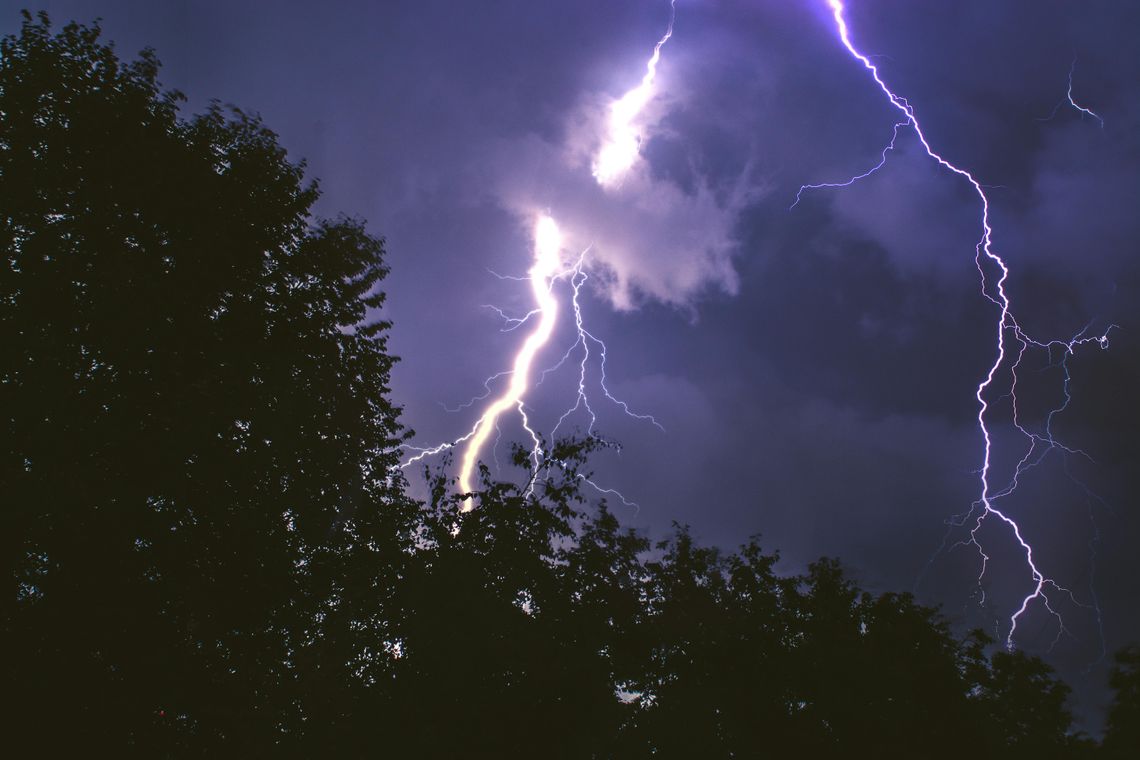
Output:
593 0 677 187
405 3 676 507
815 0 1111 649
453 215 564 503
402 224 660 509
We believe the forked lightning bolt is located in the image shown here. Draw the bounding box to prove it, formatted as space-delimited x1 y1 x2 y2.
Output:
403 2 676 506
401 214 659 509
1040 59 1105 128
808 0 1111 649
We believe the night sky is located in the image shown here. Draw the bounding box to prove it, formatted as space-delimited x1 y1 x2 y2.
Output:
9 0 1139 730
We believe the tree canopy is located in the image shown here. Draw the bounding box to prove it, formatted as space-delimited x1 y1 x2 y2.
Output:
2 12 1134 757
2 12 412 752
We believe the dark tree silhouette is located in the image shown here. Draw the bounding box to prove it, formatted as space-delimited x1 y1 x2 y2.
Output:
1103 645 1140 757
2 13 412 753
368 442 646 758
974 647 1079 758
2 12 1105 758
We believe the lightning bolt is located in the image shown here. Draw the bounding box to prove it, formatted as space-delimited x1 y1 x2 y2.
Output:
812 0 1111 649
402 214 660 509
418 213 563 505
547 255 664 441
789 119 907 209
593 0 676 187
1040 59 1105 128
404 2 676 506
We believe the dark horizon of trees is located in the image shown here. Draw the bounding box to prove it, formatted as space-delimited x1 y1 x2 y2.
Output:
3 12 1138 757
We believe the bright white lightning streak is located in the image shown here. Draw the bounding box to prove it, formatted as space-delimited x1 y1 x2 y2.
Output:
402 230 659 508
818 0 1111 649
453 215 564 503
593 0 676 187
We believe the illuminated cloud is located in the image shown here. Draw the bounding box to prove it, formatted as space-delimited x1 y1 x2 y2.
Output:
490 91 759 311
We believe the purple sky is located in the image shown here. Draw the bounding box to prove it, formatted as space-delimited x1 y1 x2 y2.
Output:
10 0 1139 730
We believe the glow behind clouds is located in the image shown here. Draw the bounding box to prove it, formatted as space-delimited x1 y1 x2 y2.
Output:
591 0 676 187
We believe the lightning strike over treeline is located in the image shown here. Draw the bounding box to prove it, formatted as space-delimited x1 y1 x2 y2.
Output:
403 0 1114 652
403 1 675 508
810 0 1112 650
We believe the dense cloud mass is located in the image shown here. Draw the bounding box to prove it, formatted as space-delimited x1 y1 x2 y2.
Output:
11 0 1139 732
